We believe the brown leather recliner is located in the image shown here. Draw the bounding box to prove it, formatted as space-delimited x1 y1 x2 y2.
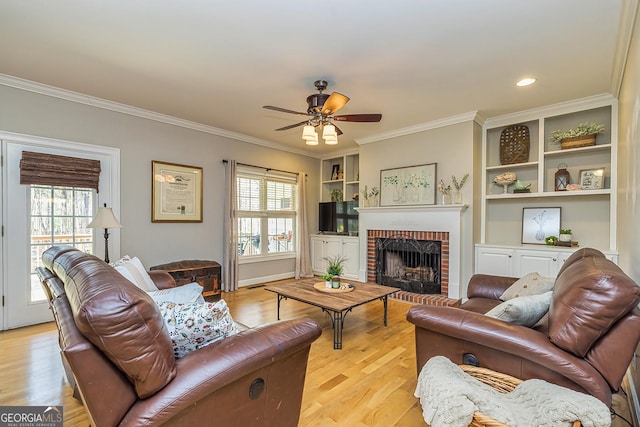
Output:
37 245 322 426
406 247 640 407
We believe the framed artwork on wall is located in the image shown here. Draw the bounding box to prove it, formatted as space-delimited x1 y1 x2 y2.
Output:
152 160 203 222
521 207 561 245
379 163 436 206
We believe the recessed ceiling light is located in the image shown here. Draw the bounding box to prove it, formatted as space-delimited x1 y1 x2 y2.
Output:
517 78 536 87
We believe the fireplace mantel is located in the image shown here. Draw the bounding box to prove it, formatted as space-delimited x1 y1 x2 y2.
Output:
357 204 468 299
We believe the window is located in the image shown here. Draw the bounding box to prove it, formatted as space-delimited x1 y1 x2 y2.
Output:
237 168 296 258
30 185 94 301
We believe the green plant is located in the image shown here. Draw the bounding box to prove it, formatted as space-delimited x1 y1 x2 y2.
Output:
560 229 572 234
452 173 469 190
545 235 558 245
324 254 347 277
320 273 334 281
330 188 343 201
549 122 605 143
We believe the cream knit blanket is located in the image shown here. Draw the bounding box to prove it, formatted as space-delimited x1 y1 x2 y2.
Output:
414 356 611 427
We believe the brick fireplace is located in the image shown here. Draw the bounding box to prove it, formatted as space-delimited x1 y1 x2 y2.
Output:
357 205 468 304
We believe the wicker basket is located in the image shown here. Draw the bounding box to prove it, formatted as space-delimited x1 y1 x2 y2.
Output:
500 125 530 165
460 365 582 427
560 134 597 150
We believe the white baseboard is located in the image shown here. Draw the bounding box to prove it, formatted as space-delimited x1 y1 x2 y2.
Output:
238 272 295 288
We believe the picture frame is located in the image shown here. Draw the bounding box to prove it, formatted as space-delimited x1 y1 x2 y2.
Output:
579 167 605 190
379 163 436 206
521 207 561 245
152 160 203 222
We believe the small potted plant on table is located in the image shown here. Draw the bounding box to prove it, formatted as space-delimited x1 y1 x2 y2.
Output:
324 255 347 289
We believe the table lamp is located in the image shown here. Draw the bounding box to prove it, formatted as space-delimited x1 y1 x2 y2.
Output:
88 203 122 263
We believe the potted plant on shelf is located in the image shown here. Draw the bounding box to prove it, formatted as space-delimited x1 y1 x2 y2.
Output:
549 122 605 150
324 255 347 289
559 229 572 242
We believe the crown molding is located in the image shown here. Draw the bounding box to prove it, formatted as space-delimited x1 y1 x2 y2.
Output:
482 93 617 129
355 111 481 145
0 74 319 158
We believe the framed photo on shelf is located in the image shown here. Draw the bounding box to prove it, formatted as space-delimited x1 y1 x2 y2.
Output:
331 164 340 180
152 160 203 222
579 167 605 190
522 207 561 245
379 163 436 207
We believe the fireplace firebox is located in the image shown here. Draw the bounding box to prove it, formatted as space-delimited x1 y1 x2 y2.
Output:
375 235 441 294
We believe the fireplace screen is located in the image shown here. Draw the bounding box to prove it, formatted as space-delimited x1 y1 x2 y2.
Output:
375 236 441 294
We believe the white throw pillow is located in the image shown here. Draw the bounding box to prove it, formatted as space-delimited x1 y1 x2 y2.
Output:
500 272 554 301
158 299 238 358
112 255 159 292
485 291 553 327
148 282 205 305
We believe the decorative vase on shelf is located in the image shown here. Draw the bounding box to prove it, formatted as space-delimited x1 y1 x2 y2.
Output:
363 198 370 207
454 190 462 204
442 193 451 205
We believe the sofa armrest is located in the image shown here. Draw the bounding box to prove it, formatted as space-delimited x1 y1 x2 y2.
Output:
121 318 322 425
466 274 518 299
406 305 612 405
148 270 176 289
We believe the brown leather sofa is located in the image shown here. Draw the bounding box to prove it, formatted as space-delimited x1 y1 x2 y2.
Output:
406 247 640 407
37 245 322 426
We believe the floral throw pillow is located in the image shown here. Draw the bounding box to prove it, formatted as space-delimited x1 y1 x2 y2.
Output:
158 299 238 358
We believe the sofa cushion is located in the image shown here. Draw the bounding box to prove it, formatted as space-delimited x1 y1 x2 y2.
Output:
158 300 238 358
147 282 205 305
500 272 555 301
549 255 640 357
485 291 552 327
55 250 177 398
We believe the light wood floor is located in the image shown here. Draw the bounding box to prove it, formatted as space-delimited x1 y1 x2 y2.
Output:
0 281 426 426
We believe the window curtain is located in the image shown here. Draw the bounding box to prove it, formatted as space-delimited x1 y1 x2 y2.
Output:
20 150 101 191
295 171 312 278
223 160 239 291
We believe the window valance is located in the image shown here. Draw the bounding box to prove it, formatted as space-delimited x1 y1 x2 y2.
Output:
20 150 101 192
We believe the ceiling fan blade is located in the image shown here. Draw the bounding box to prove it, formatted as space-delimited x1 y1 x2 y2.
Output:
263 105 312 117
333 113 382 122
275 120 309 131
333 124 344 136
321 92 350 115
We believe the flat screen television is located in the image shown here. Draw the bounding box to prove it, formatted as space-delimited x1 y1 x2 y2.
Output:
318 201 358 234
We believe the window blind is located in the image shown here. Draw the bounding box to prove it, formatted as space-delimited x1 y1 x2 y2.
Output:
20 151 101 192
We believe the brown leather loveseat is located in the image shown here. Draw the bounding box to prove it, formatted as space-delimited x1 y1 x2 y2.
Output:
37 245 322 426
406 247 640 407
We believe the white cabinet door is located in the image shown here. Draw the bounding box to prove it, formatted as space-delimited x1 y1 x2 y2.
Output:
310 236 327 275
341 237 359 279
475 247 514 276
515 250 560 277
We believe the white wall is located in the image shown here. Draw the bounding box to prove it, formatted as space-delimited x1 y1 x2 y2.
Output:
357 120 479 292
0 84 320 283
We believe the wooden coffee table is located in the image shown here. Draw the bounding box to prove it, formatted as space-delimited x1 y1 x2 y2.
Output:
264 280 397 349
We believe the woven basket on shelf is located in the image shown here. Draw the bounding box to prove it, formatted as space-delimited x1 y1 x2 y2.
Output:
499 125 530 165
560 134 597 150
460 365 582 427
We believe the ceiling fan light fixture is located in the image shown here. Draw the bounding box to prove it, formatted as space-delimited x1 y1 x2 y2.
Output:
324 135 338 145
302 125 316 139
322 124 337 139
304 131 319 145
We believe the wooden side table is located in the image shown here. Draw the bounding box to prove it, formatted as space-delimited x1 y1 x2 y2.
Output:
150 260 221 300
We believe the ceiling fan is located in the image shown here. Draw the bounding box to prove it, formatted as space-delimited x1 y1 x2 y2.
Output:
263 80 382 140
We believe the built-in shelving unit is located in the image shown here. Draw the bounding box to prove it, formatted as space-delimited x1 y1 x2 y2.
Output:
477 95 618 274
321 152 359 202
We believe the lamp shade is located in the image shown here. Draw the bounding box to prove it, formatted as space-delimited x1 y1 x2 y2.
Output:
322 124 337 139
324 134 338 145
305 133 319 145
302 125 316 140
88 205 122 229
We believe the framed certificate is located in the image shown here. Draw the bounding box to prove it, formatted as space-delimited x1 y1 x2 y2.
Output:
152 161 203 222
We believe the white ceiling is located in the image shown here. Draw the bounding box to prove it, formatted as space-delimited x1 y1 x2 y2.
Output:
0 1 631 157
